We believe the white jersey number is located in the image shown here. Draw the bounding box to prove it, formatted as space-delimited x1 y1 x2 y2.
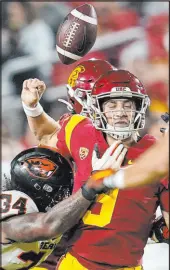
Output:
1 193 27 216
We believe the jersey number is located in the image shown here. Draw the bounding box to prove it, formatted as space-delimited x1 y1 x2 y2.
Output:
0 194 27 214
83 189 119 227
18 251 45 269
0 251 46 270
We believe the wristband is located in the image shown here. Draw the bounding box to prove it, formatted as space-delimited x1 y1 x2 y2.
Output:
22 102 43 117
81 184 97 201
103 169 125 189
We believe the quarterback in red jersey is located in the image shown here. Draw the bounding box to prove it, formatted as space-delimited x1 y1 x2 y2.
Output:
21 59 116 149
56 70 169 270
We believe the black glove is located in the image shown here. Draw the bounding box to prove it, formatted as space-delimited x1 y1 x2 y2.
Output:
161 112 169 123
150 216 169 244
160 112 169 133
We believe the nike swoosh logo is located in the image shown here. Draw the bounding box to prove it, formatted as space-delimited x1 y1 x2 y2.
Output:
128 160 133 165
77 26 86 53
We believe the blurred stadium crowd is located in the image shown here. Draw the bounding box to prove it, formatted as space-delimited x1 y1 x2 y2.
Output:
2 1 169 169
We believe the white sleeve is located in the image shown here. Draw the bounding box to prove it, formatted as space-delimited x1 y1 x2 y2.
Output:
1 190 39 220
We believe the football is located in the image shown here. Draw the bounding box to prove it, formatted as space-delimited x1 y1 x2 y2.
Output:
56 4 98 65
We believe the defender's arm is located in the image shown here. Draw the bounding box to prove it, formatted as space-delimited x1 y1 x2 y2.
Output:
103 130 169 189
2 189 91 243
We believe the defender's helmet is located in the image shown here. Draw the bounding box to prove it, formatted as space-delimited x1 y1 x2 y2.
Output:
10 147 73 212
64 59 116 115
91 69 150 140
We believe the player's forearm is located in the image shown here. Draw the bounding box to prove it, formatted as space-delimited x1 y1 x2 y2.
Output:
104 133 169 189
43 189 91 237
2 190 91 242
2 213 46 243
124 134 169 188
27 112 60 142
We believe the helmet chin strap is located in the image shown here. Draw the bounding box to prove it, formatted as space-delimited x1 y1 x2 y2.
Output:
58 99 74 111
106 123 134 140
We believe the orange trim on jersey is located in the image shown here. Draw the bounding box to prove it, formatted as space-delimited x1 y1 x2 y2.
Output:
65 115 86 153
91 169 114 181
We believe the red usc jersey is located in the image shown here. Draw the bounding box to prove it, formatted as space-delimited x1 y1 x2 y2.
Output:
58 112 72 126
57 114 108 191
56 115 169 269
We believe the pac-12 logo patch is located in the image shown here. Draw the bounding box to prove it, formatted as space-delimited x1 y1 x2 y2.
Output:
79 147 89 160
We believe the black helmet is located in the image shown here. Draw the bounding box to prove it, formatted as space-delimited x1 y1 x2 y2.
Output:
10 147 73 212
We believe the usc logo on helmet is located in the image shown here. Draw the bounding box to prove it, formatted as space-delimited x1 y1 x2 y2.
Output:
68 65 85 87
23 157 58 179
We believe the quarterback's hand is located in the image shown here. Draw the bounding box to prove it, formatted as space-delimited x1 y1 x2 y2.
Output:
150 216 169 244
21 78 46 108
92 141 127 171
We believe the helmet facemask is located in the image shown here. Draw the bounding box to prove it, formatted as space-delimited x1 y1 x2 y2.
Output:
92 91 150 140
66 84 93 116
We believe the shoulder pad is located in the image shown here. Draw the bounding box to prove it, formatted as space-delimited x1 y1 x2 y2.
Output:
64 115 90 152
